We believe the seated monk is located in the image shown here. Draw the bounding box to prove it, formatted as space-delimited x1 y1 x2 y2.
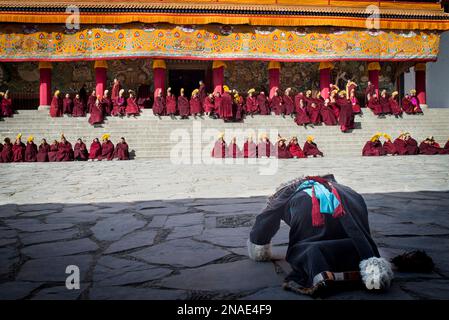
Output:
270 87 284 116
24 135 38 162
393 133 408 156
89 138 102 161
136 83 152 110
362 133 384 156
211 133 227 158
306 102 322 125
389 91 402 118
336 91 355 132
276 136 292 159
72 94 86 117
404 133 419 155
48 140 59 162
246 88 258 116
63 93 73 115
294 93 310 127
320 99 337 126
126 91 140 117
57 135 74 161
74 138 88 161
114 137 130 160
227 137 242 158
88 95 104 125
111 89 126 117
153 88 166 117
49 90 63 118
283 88 295 116
287 136 305 159
419 136 446 155
1 90 13 117
102 90 113 116
166 87 177 117
257 134 274 158
379 90 392 115
12 134 26 162
303 136 323 157
382 133 398 156
99 134 115 161
1 137 13 163
349 89 361 115
401 94 413 114
329 90 340 119
243 136 257 158
37 138 50 162
204 93 215 118
444 139 449 154
257 91 270 115
367 93 383 116
178 88 190 119
247 174 393 297
409 90 423 115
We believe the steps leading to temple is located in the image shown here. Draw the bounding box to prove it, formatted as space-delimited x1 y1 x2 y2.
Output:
1 109 449 159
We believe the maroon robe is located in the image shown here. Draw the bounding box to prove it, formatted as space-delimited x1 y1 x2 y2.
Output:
72 98 86 117
258 140 273 158
25 142 38 162
294 94 310 125
1 98 13 117
337 97 354 132
444 141 449 153
87 95 96 114
227 143 242 158
379 95 391 114
419 142 445 155
190 96 202 115
37 143 50 162
365 84 376 101
112 97 126 116
320 103 337 126
287 142 305 158
63 98 73 115
214 95 223 117
211 140 226 158
246 96 258 113
88 102 104 125
126 97 140 116
283 95 295 115
393 138 408 156
410 97 423 114
221 92 233 120
243 141 257 158
306 104 322 125
351 96 361 114
137 84 152 109
111 81 121 103
405 138 419 155
49 96 63 117
303 141 323 157
114 142 130 160
74 142 88 161
1 142 13 162
367 97 382 115
100 140 115 161
102 97 113 116
178 96 190 116
270 96 284 115
233 96 244 121
402 97 414 114
276 143 292 159
389 97 402 116
48 144 59 162
199 84 207 106
203 96 215 114
383 141 398 155
89 141 102 160
257 93 270 115
57 141 74 161
153 96 165 116
166 95 177 115
362 141 384 156
12 142 25 162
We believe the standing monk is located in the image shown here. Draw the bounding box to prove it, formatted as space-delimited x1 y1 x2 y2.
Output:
211 133 226 158
166 87 177 118
72 94 86 117
303 136 324 157
24 135 38 162
12 134 26 162
152 88 165 116
306 102 322 125
350 89 361 114
336 91 354 132
243 136 257 158
233 91 245 122
389 91 402 118
1 137 13 163
126 91 140 117
178 88 190 119
102 90 113 116
270 88 284 116
257 91 270 115
294 93 310 127
88 95 104 125
227 137 242 158
365 81 376 105
320 99 337 126
190 89 202 117
114 137 130 160
50 90 63 117
99 134 115 161
63 93 73 115
379 90 391 115
203 93 215 118
87 90 96 114
37 138 50 162
283 88 295 116
111 78 121 104
246 89 258 116
111 89 126 116
199 80 207 108
74 138 88 161
221 86 234 121
1 90 13 117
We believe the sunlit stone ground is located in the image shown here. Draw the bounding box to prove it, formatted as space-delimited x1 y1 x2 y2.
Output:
0 156 449 299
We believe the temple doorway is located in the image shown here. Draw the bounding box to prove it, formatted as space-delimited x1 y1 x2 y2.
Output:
168 69 206 98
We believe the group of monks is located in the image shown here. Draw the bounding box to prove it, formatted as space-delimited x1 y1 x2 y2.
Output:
0 90 13 118
211 133 324 159
0 133 130 163
362 132 449 156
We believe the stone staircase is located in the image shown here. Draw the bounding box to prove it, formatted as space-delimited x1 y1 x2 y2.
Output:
1 108 449 159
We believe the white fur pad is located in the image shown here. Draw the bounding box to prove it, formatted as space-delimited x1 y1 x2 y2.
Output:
247 239 272 262
359 257 394 290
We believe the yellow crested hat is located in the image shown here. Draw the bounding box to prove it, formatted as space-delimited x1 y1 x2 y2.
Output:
191 89 199 96
370 132 382 142
247 88 256 94
383 133 392 141
339 90 347 96
392 91 399 96
223 85 230 92
410 89 416 94
54 90 60 96
101 133 110 141
331 89 339 95
306 135 315 142
16 133 22 140
218 132 225 139
27 135 34 142
306 90 312 95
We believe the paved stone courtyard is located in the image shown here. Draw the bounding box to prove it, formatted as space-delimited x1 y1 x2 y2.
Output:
1 156 449 300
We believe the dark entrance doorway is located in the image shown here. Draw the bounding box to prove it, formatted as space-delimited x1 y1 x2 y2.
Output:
168 69 206 98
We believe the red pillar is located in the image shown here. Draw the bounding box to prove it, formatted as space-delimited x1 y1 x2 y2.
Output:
94 61 108 98
153 59 166 98
38 62 52 110
368 62 381 96
415 63 426 105
268 61 280 99
319 62 333 99
212 61 226 94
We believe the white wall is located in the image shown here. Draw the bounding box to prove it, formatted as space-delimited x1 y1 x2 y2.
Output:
427 31 449 108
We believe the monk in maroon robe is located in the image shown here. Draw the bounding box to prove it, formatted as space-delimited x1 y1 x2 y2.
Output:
1 137 13 163
72 94 86 117
393 134 408 155
74 138 88 161
405 133 420 155
367 93 383 116
329 90 340 118
306 102 322 125
389 91 402 117
166 88 177 117
257 135 274 158
419 137 446 155
382 134 398 156
246 89 258 116
221 87 234 121
444 140 449 154
213 91 222 118
287 136 305 158
270 88 284 116
114 137 130 160
63 94 73 115
57 136 74 161
365 81 376 104
227 137 242 158
88 95 105 125
89 138 102 160
243 136 257 158
37 139 50 162
50 91 63 117
178 89 190 119
12 135 26 162
409 90 423 115
126 91 140 116
25 136 38 162
48 140 59 162
303 136 324 157
87 90 96 114
350 89 361 114
204 94 215 118
283 88 295 116
102 90 113 116
257 91 270 115
276 137 292 159
211 135 226 158
401 94 414 114
198 81 207 109
1 91 13 117
294 93 310 127
190 89 202 117
320 99 337 126
111 78 121 104
336 92 355 133
136 83 152 109
152 88 165 116
112 89 126 117
362 134 384 156
233 91 244 122
379 90 392 115
99 135 115 161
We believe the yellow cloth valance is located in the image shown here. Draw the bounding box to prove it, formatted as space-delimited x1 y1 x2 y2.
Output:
38 61 52 69
153 59 166 69
212 61 227 69
367 62 381 71
268 61 281 70
94 60 108 69
319 62 334 70
415 63 426 71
